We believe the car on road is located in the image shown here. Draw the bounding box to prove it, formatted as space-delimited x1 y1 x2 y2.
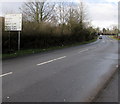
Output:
99 35 102 39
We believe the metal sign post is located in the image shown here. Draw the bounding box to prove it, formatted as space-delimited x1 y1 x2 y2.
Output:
9 31 10 52
18 31 21 51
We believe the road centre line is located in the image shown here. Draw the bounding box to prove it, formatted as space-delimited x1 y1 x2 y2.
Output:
37 56 66 66
78 49 89 53
0 72 13 78
91 47 97 49
116 65 118 68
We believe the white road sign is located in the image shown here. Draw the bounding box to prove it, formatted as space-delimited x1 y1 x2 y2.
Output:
5 14 22 31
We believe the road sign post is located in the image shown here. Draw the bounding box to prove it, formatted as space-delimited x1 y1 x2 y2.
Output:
18 31 21 51
5 14 22 51
9 31 10 52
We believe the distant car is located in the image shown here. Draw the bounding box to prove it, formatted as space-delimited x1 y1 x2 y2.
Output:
99 35 102 39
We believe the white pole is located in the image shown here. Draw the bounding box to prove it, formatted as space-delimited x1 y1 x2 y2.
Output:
18 31 20 51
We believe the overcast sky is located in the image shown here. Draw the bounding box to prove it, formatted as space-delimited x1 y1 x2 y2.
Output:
0 0 119 29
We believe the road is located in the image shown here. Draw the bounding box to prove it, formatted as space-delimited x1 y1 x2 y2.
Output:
95 71 118 102
2 35 118 102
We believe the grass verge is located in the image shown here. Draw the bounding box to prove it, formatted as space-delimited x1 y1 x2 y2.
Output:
2 38 97 59
109 36 120 40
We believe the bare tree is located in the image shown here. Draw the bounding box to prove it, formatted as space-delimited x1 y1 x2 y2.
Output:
77 2 89 29
56 2 69 25
66 2 89 34
55 2 69 35
111 25 118 35
20 0 55 23
103 28 106 34
67 3 78 32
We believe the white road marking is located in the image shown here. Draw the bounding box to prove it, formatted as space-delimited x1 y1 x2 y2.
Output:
78 49 89 53
7 96 10 99
110 40 114 42
63 99 66 102
37 56 66 66
0 72 13 78
116 65 118 68
91 47 97 49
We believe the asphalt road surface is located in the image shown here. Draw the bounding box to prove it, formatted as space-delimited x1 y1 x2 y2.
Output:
95 71 118 102
2 35 118 102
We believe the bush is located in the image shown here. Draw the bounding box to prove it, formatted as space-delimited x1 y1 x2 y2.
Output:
2 22 96 54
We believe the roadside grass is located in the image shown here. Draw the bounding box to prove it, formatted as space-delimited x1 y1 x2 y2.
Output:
109 36 120 40
2 38 97 59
